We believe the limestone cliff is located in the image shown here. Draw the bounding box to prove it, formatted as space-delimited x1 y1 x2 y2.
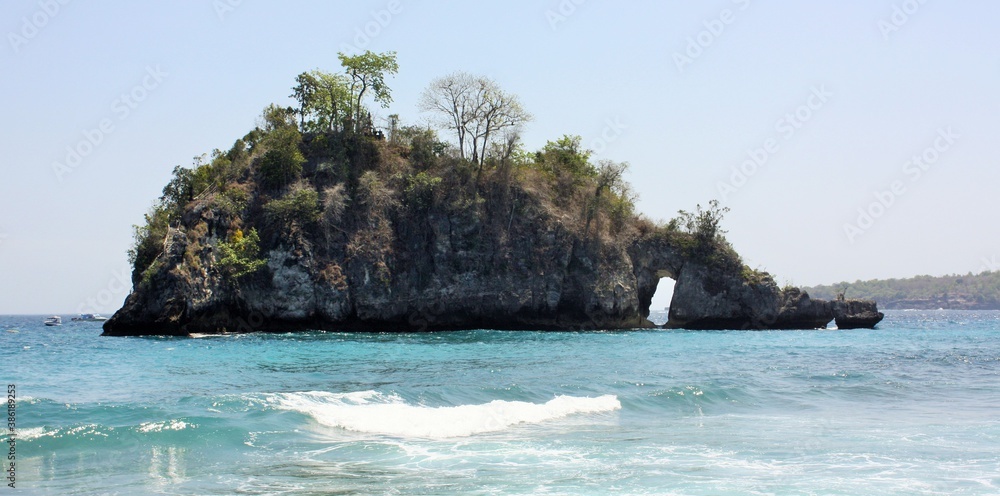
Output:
103 128 882 336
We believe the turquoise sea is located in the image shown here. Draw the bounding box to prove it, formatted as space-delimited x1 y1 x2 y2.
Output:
4 310 1000 495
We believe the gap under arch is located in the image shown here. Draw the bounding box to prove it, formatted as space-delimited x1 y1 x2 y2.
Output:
648 277 675 326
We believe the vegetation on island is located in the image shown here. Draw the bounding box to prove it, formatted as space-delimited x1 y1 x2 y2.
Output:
126 50 764 293
804 271 1000 310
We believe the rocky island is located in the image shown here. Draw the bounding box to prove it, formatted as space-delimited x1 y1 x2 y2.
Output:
103 53 882 336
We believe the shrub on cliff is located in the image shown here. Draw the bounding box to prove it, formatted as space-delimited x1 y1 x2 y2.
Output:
216 228 266 279
128 205 171 284
661 200 746 277
403 171 442 210
395 126 445 168
264 182 321 229
257 105 306 190
259 129 306 190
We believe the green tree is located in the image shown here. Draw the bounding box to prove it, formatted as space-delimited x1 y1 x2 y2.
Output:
397 125 445 168
160 165 195 213
256 105 306 189
536 135 594 178
291 70 352 132
337 50 399 131
127 204 172 283
259 103 297 132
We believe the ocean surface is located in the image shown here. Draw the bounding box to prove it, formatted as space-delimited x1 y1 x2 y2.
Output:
4 310 1000 495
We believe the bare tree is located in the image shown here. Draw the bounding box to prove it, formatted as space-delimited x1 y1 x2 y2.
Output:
419 72 531 167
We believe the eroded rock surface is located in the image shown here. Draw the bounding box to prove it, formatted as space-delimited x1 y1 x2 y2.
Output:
103 133 882 336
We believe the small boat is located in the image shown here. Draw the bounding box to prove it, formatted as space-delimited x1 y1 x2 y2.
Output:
71 313 109 322
44 316 62 326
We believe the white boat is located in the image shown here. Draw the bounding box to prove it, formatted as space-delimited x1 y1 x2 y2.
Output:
71 313 109 322
44 316 62 326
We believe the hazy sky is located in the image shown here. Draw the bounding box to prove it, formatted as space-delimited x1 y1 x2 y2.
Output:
2 1 998 315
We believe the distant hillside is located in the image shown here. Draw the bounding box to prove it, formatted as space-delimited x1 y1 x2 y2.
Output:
804 272 1000 310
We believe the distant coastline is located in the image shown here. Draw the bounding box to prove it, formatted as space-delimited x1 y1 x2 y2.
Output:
804 271 1000 310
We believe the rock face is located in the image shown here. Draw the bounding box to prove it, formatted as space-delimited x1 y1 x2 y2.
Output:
103 133 884 336
629 236 879 330
832 299 885 329
104 204 882 335
105 192 653 336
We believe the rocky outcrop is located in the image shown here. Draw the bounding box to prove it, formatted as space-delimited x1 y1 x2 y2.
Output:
104 192 654 336
104 199 884 336
629 235 878 330
832 299 885 329
103 133 884 336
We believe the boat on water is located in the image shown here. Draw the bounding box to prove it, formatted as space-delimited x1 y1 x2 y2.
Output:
71 313 109 322
44 316 62 326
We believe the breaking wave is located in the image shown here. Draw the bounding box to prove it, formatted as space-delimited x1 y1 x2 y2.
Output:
267 390 620 438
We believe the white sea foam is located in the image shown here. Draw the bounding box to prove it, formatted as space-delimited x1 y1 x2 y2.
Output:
137 420 194 433
19 427 49 441
21 424 110 440
269 391 621 438
188 333 232 339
